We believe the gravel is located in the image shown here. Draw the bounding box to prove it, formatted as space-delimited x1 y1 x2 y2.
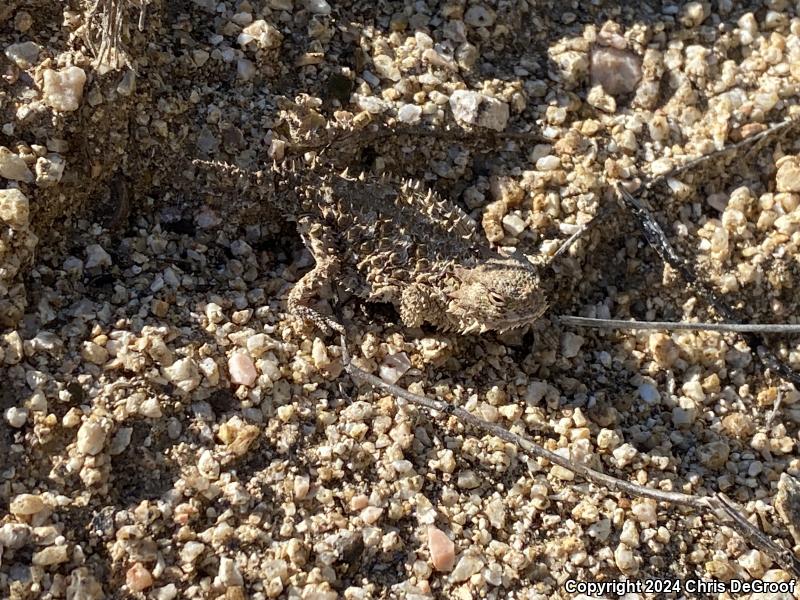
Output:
1 0 800 597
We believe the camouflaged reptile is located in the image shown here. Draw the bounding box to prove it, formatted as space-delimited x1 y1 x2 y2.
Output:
196 160 549 335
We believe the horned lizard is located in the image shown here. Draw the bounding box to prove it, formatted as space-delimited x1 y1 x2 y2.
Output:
197 161 549 335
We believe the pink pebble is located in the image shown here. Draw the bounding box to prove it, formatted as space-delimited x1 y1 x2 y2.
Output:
428 525 455 572
228 352 257 386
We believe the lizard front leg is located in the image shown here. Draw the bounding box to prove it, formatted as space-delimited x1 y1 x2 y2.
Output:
287 219 345 335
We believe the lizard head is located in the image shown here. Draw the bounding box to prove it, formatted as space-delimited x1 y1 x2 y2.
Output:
446 256 548 334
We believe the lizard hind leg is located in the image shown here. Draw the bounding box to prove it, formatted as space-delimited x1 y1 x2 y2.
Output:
287 220 345 335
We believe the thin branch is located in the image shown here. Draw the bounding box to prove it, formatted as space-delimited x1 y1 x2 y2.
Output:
559 316 800 334
647 118 799 188
616 183 800 387
339 335 800 577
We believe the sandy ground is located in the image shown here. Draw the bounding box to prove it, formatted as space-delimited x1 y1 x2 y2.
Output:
2 0 800 598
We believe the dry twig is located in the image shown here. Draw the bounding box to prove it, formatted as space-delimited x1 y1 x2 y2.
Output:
559 316 800 334
339 335 800 577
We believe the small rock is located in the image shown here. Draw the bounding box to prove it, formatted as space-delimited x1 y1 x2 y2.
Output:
360 506 383 525
5 406 28 428
738 549 768 578
586 84 617 113
373 54 401 81
638 383 660 404
612 443 638 467
591 47 642 96
379 352 411 384
237 58 256 81
428 526 455 571
464 5 496 27
85 244 112 269
536 155 561 171
0 523 30 549
311 338 330 369
81 341 108 365
451 553 484 582
229 352 257 386
457 470 481 489
0 146 34 182
560 332 584 358
776 156 800 193
10 493 46 516
41 66 87 112
698 441 730 469
76 420 106 455
0 188 30 229
306 0 331 15
397 103 422 124
4 41 41 69
240 20 283 49
216 557 244 587
775 474 800 544
502 213 526 237
449 90 509 131
164 357 201 393
35 153 66 187
33 545 69 566
127 563 154 592
614 543 639 575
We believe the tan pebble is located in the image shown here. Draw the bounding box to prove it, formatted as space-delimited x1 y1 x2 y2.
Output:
0 188 30 229
697 440 729 470
776 156 800 193
126 563 153 592
10 493 45 516
721 413 754 439
428 526 455 572
293 475 310 500
350 494 369 511
33 545 69 566
228 352 257 386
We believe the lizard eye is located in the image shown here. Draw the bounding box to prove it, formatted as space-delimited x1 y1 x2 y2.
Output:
487 290 505 306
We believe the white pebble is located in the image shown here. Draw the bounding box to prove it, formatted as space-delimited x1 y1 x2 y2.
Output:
612 443 638 467
450 553 484 583
536 155 561 171
215 556 244 587
397 104 422 124
449 90 509 132
77 420 106 455
614 543 639 574
5 406 28 428
163 357 202 393
41 66 87 112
